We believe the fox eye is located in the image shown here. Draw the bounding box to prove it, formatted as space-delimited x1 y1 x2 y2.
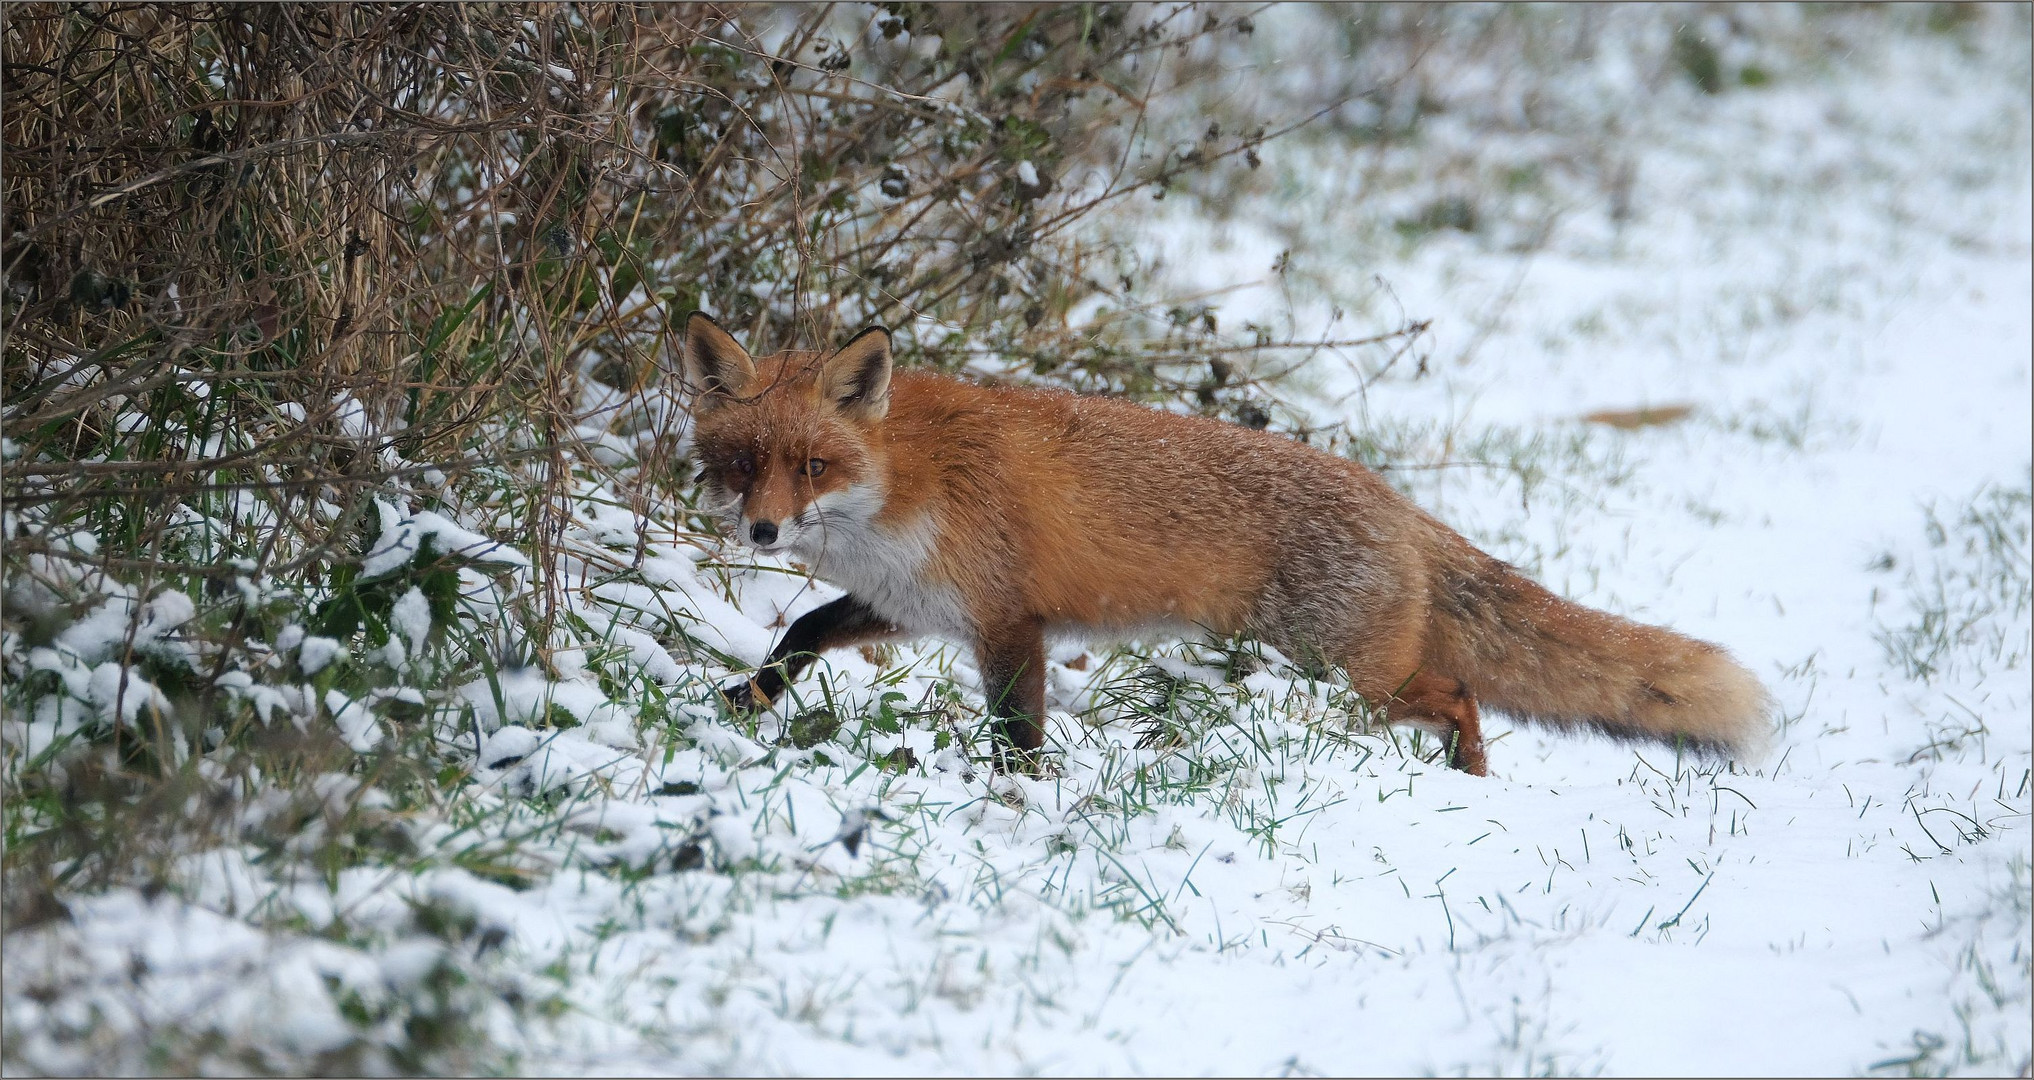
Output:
731 455 754 475
802 458 827 478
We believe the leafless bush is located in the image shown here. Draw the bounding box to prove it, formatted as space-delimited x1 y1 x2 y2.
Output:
0 3 1342 967
0 2 1322 683
3 4 1296 510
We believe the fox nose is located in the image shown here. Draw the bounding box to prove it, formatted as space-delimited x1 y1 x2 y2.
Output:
750 521 779 546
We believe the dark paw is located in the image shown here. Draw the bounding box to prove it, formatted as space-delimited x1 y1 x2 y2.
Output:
717 679 765 714
1450 735 1490 777
991 741 1050 779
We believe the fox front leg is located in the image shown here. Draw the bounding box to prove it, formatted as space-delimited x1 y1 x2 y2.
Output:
720 596 899 712
977 620 1048 774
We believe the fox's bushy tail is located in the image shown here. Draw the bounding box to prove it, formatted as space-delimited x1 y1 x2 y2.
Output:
1426 551 1772 758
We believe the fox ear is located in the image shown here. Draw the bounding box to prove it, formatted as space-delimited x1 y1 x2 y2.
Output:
818 326 892 423
681 312 756 412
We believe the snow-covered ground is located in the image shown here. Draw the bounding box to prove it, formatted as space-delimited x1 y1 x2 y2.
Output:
5 8 2029 1076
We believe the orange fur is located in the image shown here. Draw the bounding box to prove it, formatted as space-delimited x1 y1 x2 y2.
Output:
682 314 1772 774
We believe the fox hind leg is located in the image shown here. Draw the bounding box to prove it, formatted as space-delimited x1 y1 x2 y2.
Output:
1349 666 1489 777
1394 672 1487 776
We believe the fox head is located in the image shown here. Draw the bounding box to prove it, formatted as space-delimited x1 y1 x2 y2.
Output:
680 313 893 555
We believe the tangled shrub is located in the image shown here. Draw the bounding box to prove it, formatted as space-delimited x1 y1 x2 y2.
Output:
3 4 1285 509
0 3 1318 946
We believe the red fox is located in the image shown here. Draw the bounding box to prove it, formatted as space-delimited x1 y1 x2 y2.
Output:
681 313 1770 775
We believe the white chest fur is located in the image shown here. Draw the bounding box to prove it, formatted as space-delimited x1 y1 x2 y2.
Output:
786 485 972 637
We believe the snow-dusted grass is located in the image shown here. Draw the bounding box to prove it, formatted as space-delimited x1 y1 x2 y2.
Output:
4 6 2029 1076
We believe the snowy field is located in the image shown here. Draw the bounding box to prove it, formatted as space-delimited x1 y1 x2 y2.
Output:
5 7 2030 1077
